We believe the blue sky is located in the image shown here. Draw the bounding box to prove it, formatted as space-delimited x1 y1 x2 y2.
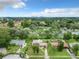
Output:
0 0 79 17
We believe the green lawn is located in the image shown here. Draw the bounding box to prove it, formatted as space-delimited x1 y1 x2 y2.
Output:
29 57 44 59
6 45 20 53
66 39 77 43
48 43 69 56
77 56 79 59
78 51 79 56
29 56 72 59
50 57 71 59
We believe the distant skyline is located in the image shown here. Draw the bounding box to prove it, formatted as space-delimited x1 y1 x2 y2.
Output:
0 0 79 17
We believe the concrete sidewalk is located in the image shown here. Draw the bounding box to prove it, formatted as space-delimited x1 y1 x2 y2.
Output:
44 48 49 59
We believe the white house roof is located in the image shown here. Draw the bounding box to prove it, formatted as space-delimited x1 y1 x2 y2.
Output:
10 40 25 46
39 43 47 47
32 40 43 44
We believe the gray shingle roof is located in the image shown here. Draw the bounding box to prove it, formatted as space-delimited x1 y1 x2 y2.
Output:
10 40 25 47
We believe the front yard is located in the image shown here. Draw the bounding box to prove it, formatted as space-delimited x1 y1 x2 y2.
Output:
66 39 77 43
6 44 20 53
47 43 69 56
29 56 44 59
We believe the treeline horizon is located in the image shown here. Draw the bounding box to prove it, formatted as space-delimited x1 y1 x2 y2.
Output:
0 17 79 21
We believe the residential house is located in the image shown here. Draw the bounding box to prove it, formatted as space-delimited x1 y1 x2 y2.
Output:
32 40 47 48
10 40 26 48
51 40 69 49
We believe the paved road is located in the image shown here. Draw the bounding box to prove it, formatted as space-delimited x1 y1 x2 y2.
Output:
63 40 77 59
66 49 77 59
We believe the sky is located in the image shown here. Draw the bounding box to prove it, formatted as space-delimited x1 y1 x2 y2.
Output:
0 0 79 17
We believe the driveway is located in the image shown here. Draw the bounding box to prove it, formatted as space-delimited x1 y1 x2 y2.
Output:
44 48 49 59
66 49 77 59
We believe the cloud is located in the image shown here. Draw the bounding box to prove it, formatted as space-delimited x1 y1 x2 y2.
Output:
0 0 26 9
12 2 26 8
30 8 79 17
